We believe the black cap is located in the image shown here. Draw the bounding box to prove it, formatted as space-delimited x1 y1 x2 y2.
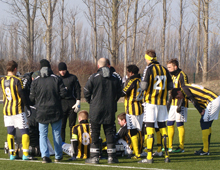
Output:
40 59 51 68
58 62 67 71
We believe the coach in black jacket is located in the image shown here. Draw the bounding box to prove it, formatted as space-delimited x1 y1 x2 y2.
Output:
84 58 121 164
58 62 81 142
29 59 67 163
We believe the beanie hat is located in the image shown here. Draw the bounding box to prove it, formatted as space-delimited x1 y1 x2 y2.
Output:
40 59 51 68
58 62 67 71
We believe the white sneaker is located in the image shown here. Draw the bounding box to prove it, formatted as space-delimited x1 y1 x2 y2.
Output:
140 151 148 157
152 151 163 157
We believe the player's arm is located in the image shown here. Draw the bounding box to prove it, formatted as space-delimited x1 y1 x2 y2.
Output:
140 67 151 91
166 69 173 91
182 87 203 114
17 79 31 110
114 126 127 142
73 76 81 100
58 76 68 99
121 79 134 97
83 75 93 103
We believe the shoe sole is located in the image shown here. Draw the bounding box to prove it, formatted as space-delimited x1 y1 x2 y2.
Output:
200 153 209 155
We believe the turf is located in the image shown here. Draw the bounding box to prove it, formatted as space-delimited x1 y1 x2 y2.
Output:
0 102 220 170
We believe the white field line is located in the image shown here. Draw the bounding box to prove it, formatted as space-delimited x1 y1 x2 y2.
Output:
0 158 171 170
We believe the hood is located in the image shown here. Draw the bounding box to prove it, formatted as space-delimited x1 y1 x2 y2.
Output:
40 67 53 78
98 66 110 78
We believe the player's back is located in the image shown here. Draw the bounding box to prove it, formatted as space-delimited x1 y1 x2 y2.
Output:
1 75 23 116
143 62 171 105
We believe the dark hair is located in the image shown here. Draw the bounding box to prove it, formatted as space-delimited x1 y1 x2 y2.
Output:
127 65 139 74
7 60 18 72
146 49 156 58
170 88 181 99
117 112 126 121
167 58 179 68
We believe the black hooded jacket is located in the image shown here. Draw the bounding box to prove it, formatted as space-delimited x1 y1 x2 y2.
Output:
29 67 67 124
84 67 121 124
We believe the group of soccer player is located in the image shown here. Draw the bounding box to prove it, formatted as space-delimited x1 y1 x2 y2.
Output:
120 49 220 164
2 49 220 165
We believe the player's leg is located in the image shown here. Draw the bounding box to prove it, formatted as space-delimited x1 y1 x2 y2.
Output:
7 126 16 160
152 128 163 157
69 109 77 141
104 123 118 163
85 121 100 164
176 122 185 152
129 129 140 158
61 113 68 142
158 122 169 160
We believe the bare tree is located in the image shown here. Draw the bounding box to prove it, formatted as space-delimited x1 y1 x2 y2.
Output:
202 0 210 82
39 0 58 61
162 0 167 65
196 0 201 75
178 0 183 67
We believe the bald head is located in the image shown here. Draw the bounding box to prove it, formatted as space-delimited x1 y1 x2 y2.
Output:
98 58 107 68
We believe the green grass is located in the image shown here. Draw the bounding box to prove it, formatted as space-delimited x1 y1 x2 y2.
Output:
0 103 220 170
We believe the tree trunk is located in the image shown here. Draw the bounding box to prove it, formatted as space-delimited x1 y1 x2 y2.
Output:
196 0 201 75
162 0 167 66
178 0 183 67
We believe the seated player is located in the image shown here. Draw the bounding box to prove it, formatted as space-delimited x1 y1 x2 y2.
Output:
114 112 142 157
171 84 220 155
69 110 91 160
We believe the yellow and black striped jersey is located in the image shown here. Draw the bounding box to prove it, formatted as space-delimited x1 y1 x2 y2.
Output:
181 84 218 112
1 75 24 116
122 74 143 116
171 69 188 107
142 61 172 105
72 121 91 159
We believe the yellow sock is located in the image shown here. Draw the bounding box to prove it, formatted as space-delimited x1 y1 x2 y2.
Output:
167 125 174 149
160 127 169 158
22 134 30 156
143 134 148 152
131 133 140 157
146 127 154 160
156 130 162 152
177 125 185 149
202 129 209 152
208 127 211 148
7 134 16 156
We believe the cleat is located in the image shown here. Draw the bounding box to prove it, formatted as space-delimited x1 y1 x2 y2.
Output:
138 158 153 164
55 157 63 162
108 157 119 164
172 147 184 153
85 157 99 164
140 151 148 157
164 157 170 163
42 157 52 163
194 149 209 155
153 151 163 157
131 155 141 160
162 148 172 152
22 155 37 160
10 155 17 160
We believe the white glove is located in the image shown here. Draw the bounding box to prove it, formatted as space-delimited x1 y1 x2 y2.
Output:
26 109 31 118
122 75 128 84
72 100 80 113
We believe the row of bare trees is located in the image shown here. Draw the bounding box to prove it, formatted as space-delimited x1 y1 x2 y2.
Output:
0 0 219 82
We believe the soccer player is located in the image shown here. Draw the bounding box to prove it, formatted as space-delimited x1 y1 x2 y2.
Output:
69 110 91 160
121 65 143 159
139 50 173 164
1 60 34 160
166 59 188 153
170 84 220 155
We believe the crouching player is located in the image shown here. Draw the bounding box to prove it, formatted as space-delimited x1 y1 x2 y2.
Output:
171 84 220 155
69 110 91 160
115 112 142 157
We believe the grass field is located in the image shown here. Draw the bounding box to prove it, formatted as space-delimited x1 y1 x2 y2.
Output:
0 102 220 170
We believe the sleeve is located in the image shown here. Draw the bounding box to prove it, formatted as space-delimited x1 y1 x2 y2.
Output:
58 77 67 99
17 79 31 110
73 76 81 100
83 75 93 104
140 67 151 91
182 87 203 113
121 79 134 97
179 72 188 86
114 126 127 142
29 80 36 105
